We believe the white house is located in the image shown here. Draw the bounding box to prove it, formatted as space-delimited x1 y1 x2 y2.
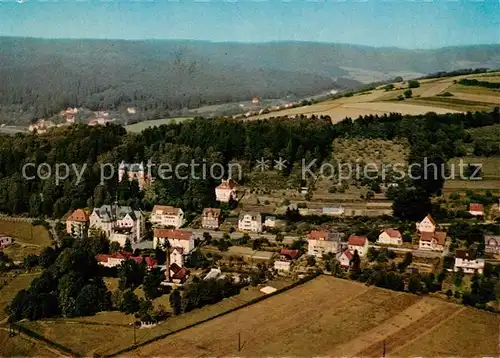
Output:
153 229 196 254
454 249 485 274
89 204 144 245
418 231 446 252
337 249 353 268
0 235 12 249
468 203 484 216
416 215 436 233
150 205 185 229
238 212 262 233
378 229 403 246
347 235 369 257
215 179 237 203
307 230 342 258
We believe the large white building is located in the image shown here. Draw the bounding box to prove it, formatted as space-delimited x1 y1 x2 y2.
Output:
89 204 144 245
238 212 262 233
307 230 342 258
454 249 485 274
150 205 185 229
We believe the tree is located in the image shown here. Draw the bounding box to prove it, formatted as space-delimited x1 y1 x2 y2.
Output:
306 255 316 267
407 275 422 294
384 84 394 91
350 250 361 277
118 260 146 291
404 89 412 98
119 290 140 314
454 269 464 288
169 289 182 315
24 254 39 270
124 239 133 253
39 247 57 269
275 233 284 244
143 268 165 300
110 242 122 253
408 80 420 88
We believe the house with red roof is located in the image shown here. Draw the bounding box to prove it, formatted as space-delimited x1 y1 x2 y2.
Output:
201 208 221 229
347 235 369 257
274 249 300 272
169 263 190 284
337 249 353 268
153 229 195 252
307 230 343 258
418 231 447 252
96 252 157 269
66 209 90 237
468 203 484 216
378 228 403 246
150 205 185 229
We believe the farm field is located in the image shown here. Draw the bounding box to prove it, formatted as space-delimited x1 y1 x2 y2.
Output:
0 220 52 260
19 279 294 356
125 117 192 132
128 276 499 357
249 72 500 123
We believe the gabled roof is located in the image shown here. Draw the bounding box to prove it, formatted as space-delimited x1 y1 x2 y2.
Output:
170 263 182 273
348 235 368 246
202 208 221 218
485 235 500 246
308 230 329 241
171 247 184 255
279 249 300 260
341 249 353 261
67 209 89 223
421 214 436 226
217 179 236 190
131 256 157 268
382 228 402 238
152 205 182 216
469 203 484 212
154 229 193 240
420 231 446 245
171 267 189 280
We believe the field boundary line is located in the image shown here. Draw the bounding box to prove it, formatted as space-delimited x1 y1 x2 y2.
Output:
389 305 466 356
102 272 321 357
0 325 72 357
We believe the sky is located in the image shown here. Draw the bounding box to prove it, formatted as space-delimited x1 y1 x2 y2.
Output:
0 1 498 49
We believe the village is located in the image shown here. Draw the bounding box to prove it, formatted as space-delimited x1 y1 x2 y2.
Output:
54 171 499 293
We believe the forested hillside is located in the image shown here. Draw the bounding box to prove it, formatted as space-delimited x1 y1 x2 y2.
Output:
1 37 499 124
0 108 498 220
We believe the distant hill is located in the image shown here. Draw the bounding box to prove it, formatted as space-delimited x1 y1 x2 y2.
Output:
0 37 499 124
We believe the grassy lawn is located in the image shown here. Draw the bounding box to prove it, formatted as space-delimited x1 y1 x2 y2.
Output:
0 220 52 247
125 117 192 133
0 273 39 321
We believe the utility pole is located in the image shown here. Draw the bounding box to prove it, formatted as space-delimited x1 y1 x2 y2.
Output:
238 332 241 352
382 340 386 358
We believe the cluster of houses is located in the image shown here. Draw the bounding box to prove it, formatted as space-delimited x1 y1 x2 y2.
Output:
28 108 116 134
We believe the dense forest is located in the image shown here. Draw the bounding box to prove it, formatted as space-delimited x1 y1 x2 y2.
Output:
458 78 500 89
1 37 499 124
0 108 499 221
